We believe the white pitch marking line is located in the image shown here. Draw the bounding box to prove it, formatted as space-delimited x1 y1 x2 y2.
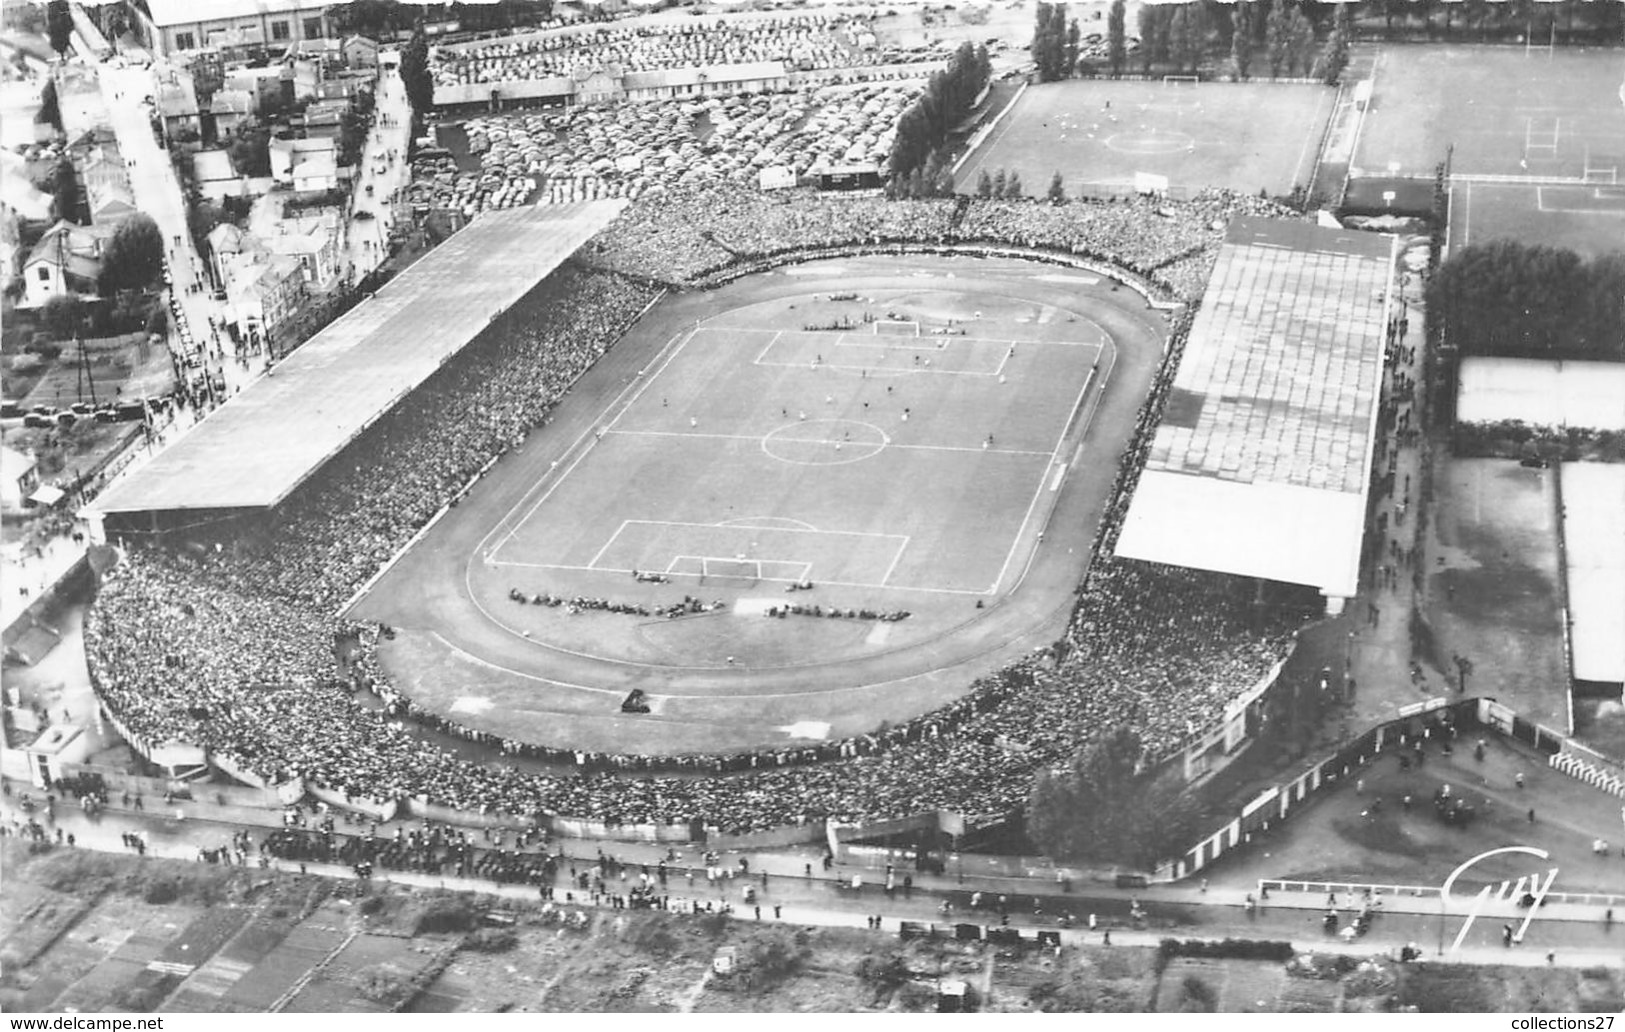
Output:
752 329 784 366
879 535 910 587
584 519 629 572
487 558 991 596
606 427 1050 456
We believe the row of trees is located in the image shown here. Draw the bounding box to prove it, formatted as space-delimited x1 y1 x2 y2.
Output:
1429 241 1625 363
887 41 992 184
1032 3 1082 83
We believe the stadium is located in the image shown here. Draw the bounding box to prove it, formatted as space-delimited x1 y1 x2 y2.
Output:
56 14 1620 864
74 167 1382 841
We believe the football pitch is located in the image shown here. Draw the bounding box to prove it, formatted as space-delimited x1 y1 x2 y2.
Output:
957 78 1336 198
483 295 1105 605
350 256 1168 754
1356 45 1625 257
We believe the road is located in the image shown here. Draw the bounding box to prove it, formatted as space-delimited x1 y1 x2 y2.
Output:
8 787 1621 978
341 51 412 282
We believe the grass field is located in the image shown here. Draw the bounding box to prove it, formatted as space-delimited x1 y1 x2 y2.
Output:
1355 45 1625 256
476 286 1104 657
354 256 1162 754
957 79 1336 198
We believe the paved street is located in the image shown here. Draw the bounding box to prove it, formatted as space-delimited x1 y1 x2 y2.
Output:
7 792 1621 973
342 51 412 282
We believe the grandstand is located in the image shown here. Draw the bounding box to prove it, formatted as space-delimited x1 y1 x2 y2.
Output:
85 201 626 534
1113 217 1397 608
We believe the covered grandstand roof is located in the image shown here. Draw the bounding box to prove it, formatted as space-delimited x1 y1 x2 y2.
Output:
1560 462 1625 686
1114 217 1397 599
88 201 626 517
1457 357 1625 432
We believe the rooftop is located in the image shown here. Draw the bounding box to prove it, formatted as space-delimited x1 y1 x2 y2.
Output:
87 201 627 517
1114 217 1397 599
143 0 331 29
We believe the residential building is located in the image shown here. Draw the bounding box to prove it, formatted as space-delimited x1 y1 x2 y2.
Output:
268 135 335 184
208 88 255 137
300 97 348 141
1 445 41 512
155 72 202 141
19 220 118 309
264 209 339 285
341 35 378 70
81 150 138 225
224 64 293 115
221 250 306 342
134 0 333 56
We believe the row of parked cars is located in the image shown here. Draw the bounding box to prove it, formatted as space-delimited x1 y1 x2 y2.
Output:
2 398 163 429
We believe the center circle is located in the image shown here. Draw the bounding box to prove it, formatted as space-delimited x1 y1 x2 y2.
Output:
1105 129 1196 155
761 418 889 466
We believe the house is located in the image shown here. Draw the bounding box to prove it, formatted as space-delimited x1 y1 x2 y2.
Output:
263 210 339 285
155 73 202 141
290 149 338 192
222 251 306 343
133 0 333 57
300 98 348 141
19 220 118 308
1 445 40 511
81 150 137 225
206 221 255 287
341 35 379 71
268 135 335 184
224 64 293 115
208 88 255 137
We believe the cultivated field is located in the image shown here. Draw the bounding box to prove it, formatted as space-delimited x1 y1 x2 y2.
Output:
957 79 1336 199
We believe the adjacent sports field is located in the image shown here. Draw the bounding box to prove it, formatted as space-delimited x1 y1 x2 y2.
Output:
1355 45 1625 256
349 256 1169 754
957 79 1336 198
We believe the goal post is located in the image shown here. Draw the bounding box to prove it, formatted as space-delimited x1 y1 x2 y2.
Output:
1162 75 1200 86
873 319 920 337
668 555 814 583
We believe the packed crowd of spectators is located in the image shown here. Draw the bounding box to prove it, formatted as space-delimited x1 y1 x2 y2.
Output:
584 183 1302 297
432 14 879 89
86 189 1312 835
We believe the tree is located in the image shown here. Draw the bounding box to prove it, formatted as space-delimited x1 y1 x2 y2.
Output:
1265 0 1293 76
399 23 433 115
97 214 165 296
976 168 994 198
1314 15 1351 84
1064 17 1081 77
46 0 73 58
1027 726 1203 869
1428 241 1625 363
36 78 62 132
1137 5 1159 72
991 168 1007 198
1048 171 1066 204
1168 6 1199 74
1107 0 1127 75
41 294 84 340
1286 5 1317 75
1004 171 1023 199
1231 4 1255 78
50 155 79 224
